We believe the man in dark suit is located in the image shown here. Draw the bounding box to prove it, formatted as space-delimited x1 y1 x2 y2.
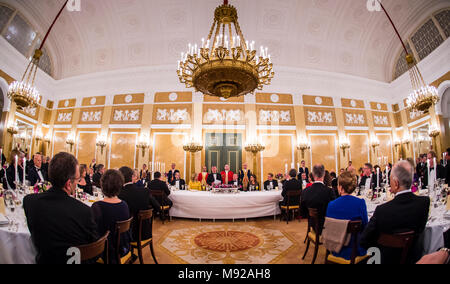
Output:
297 160 309 181
167 163 179 185
27 153 48 186
169 171 186 189
445 148 450 185
229 173 242 188
280 170 301 206
6 150 25 189
359 163 377 191
301 164 335 231
148 171 173 208
23 152 98 264
360 160 430 264
119 167 159 243
422 151 446 187
206 166 222 186
264 173 279 190
92 164 105 187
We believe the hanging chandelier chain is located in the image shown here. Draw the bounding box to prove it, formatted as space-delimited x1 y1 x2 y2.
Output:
39 0 69 51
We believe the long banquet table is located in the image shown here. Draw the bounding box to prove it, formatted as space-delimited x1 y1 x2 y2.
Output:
168 190 283 220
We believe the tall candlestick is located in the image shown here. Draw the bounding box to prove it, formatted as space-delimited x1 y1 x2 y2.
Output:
377 167 380 188
15 155 18 183
433 157 437 182
427 159 430 187
297 163 300 171
23 157 26 185
285 164 288 175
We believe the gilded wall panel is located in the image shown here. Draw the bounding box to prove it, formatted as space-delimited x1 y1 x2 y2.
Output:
110 106 143 124
406 107 427 123
348 134 370 169
76 132 98 166
82 96 106 107
113 93 145 105
370 102 388 111
109 132 137 170
342 109 368 126
341 98 365 109
375 134 393 164
203 95 244 103
52 131 69 156
309 134 337 172
55 110 74 124
17 105 39 120
57 99 76 109
203 104 245 124
255 93 293 104
153 133 187 180
256 106 295 125
261 135 294 181
154 92 192 103
372 111 391 127
78 107 104 124
304 107 336 126
153 104 193 124
303 95 334 106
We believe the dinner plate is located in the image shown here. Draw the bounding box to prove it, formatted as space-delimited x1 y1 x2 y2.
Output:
0 215 9 226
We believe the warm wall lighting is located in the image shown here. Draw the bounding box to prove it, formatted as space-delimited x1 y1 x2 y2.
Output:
66 132 76 152
136 134 150 157
339 136 351 157
96 135 107 155
35 129 43 145
297 137 311 159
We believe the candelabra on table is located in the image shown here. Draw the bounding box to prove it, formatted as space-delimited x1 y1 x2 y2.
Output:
183 142 203 177
245 143 265 179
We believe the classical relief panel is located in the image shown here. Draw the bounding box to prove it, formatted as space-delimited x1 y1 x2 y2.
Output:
303 95 334 106
82 96 106 107
256 106 295 125
255 93 293 104
343 110 367 126
202 104 245 124
407 108 426 123
110 106 143 124
79 107 104 124
372 112 391 127
370 102 388 111
56 110 74 124
304 107 336 126
153 105 192 124
113 93 145 104
17 106 39 120
341 98 364 109
58 99 76 108
154 92 192 103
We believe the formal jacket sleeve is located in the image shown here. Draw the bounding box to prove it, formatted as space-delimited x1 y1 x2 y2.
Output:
360 209 379 249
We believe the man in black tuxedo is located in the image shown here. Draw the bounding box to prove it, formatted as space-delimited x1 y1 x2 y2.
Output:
297 160 309 181
206 166 222 186
300 164 335 232
360 160 430 264
264 173 279 190
23 152 98 264
229 173 241 188
445 148 450 185
359 163 377 191
169 171 186 189
422 151 446 187
27 153 48 186
119 167 159 243
280 170 301 207
92 164 105 187
167 163 179 185
6 150 25 189
148 171 173 208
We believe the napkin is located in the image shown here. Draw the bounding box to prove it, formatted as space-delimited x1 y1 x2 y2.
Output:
0 197 5 215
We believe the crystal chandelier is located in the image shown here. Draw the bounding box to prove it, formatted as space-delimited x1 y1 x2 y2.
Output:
378 1 438 112
177 0 274 99
7 1 68 109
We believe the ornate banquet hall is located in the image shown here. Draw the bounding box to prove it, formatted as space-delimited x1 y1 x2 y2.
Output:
0 0 449 266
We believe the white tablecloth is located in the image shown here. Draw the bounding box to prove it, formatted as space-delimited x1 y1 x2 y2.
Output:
168 190 283 220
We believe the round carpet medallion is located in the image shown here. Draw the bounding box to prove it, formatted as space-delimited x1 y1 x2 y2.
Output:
194 231 261 252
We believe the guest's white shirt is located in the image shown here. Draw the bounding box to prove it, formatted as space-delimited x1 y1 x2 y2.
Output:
36 167 44 182
395 189 411 197
365 174 372 189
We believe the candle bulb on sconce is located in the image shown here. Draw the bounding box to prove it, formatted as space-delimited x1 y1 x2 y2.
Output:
136 134 150 158
297 137 311 159
96 135 107 155
339 136 351 157
65 133 76 152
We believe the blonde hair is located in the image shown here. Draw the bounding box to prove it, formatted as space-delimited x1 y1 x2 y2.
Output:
338 171 357 194
191 173 197 182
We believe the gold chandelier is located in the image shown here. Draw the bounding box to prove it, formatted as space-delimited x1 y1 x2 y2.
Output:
177 0 274 99
7 0 68 109
379 1 438 113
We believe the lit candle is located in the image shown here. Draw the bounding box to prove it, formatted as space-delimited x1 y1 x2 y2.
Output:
285 164 288 174
377 167 380 188
297 163 300 171
427 159 430 187
23 157 26 185
434 157 437 182
15 155 18 183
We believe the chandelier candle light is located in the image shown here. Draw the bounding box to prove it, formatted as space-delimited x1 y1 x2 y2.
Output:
183 139 204 177
7 0 69 109
378 0 438 112
297 138 311 159
177 0 274 99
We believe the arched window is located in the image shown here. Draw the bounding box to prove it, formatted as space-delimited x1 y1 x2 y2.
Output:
434 9 450 38
0 3 54 77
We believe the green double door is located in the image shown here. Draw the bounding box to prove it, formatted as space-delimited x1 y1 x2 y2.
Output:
205 133 242 173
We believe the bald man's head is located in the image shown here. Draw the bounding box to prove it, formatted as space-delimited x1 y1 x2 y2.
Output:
390 160 413 194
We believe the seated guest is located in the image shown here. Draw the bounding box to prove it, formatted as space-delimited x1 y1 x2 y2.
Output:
346 161 355 173
264 173 279 190
27 153 48 186
360 161 430 264
221 164 234 185
188 173 202 190
358 163 376 190
297 160 309 181
91 169 131 264
170 171 186 189
92 164 105 187
134 169 146 188
326 171 368 260
23 152 98 264
6 150 24 189
148 171 173 208
247 174 260 191
305 173 314 189
77 164 93 195
167 163 179 184
140 164 149 180
207 166 222 186
300 172 308 188
330 171 339 198
445 148 450 185
324 170 332 188
197 166 209 185
229 173 241 188
89 158 97 172
423 151 446 187
238 163 252 189
280 169 302 209
301 164 336 232
119 166 159 245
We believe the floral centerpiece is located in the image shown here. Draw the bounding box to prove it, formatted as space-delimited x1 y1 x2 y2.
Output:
33 182 52 194
211 183 241 194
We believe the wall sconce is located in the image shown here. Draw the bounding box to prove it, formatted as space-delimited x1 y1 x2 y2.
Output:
136 135 150 157
44 133 51 145
402 133 411 146
66 133 76 152
19 131 27 143
35 130 43 145
96 135 107 155
393 138 401 152
339 136 351 157
7 124 18 135
297 137 311 159
428 126 440 139
371 136 380 151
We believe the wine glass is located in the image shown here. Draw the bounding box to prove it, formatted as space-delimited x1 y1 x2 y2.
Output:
3 190 16 231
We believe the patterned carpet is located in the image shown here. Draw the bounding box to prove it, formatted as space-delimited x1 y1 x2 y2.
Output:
158 224 297 264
